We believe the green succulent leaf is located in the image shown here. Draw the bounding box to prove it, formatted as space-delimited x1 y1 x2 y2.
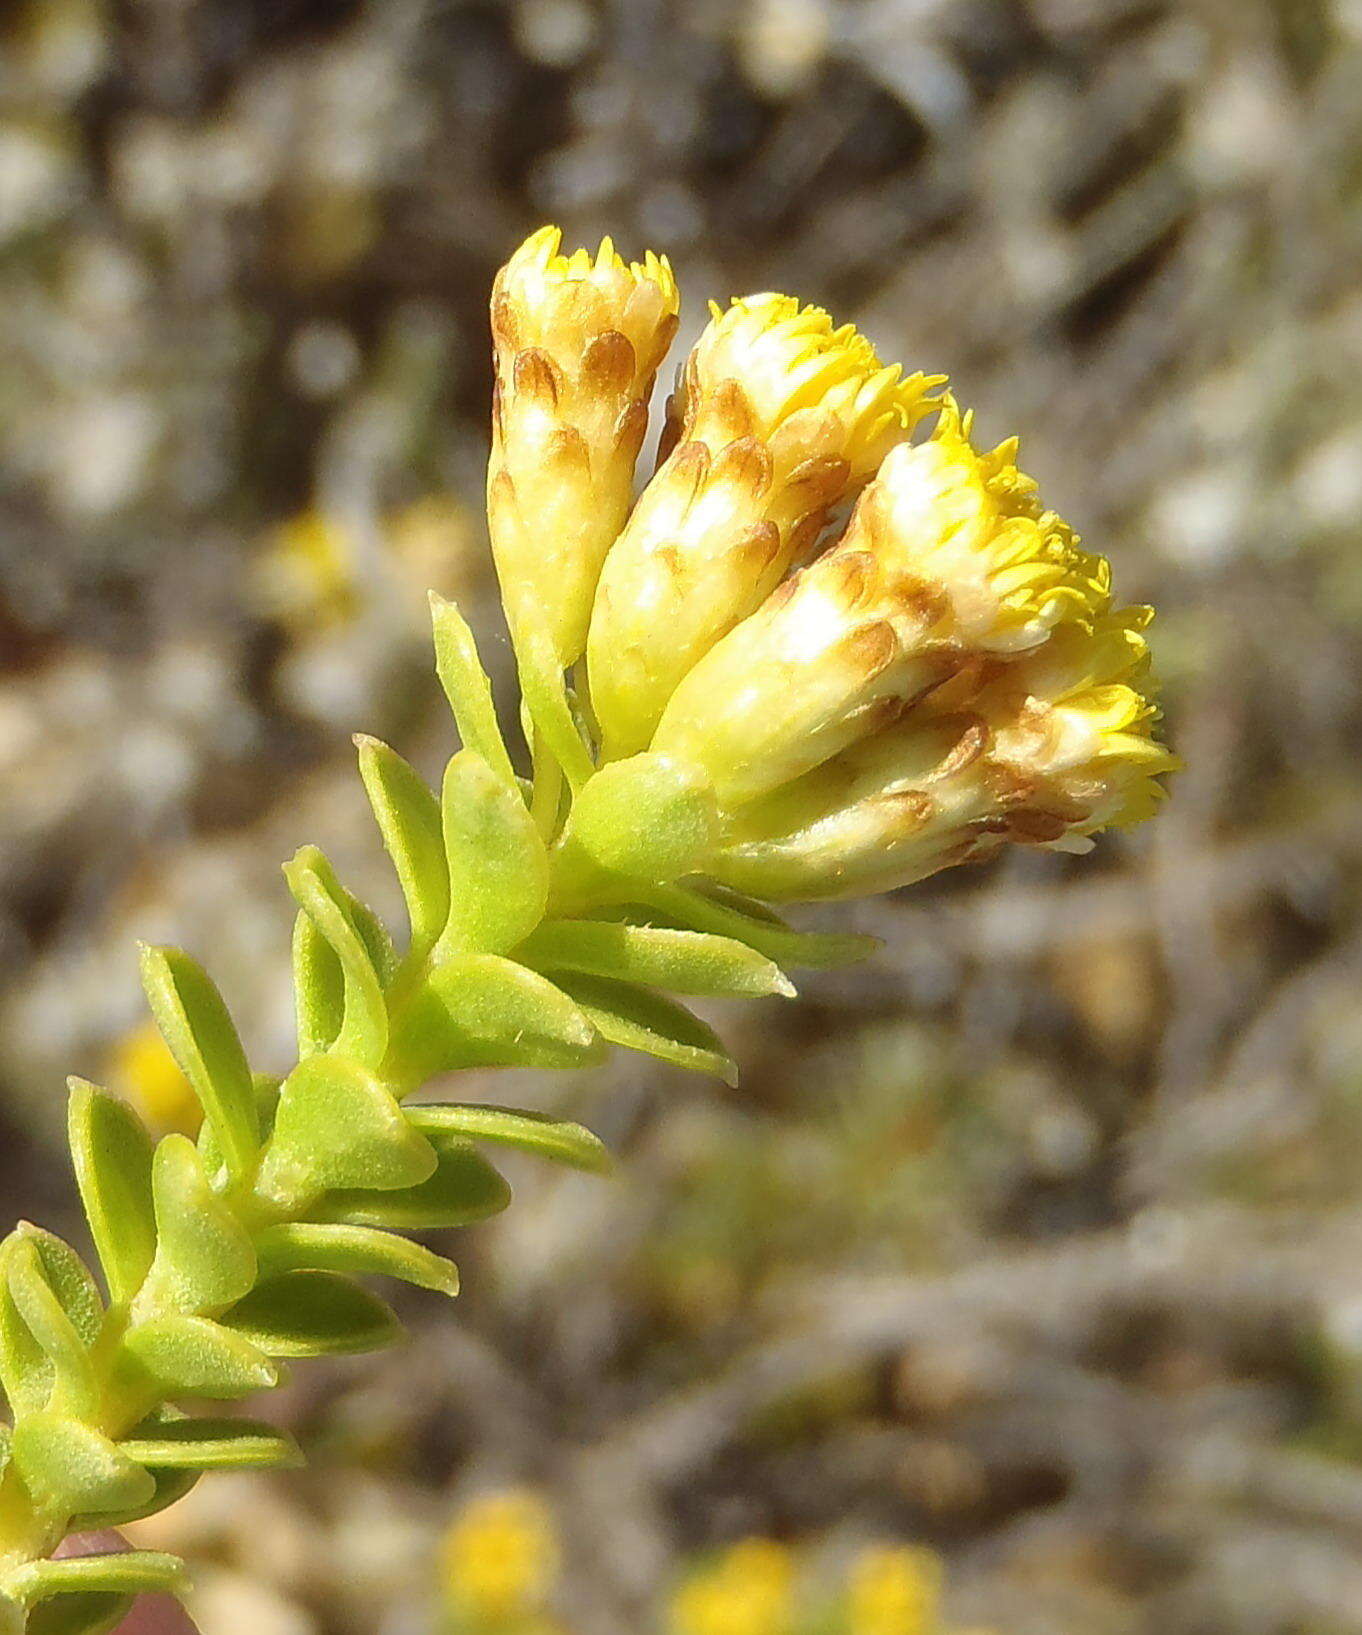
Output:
292 909 345 1058
10 1415 156 1518
254 1222 459 1296
196 1074 279 1182
256 1056 437 1213
436 752 549 957
314 1139 511 1230
0 1251 50 1419
647 884 879 970
3 1229 102 1357
430 593 517 788
6 1552 187 1608
119 1415 303 1471
69 1463 201 1534
560 753 719 881
1 1235 100 1419
553 974 738 1084
137 1136 257 1318
138 945 260 1183
388 954 603 1084
355 735 450 958
406 1104 611 1175
23 1590 133 1635
284 847 389 1067
219 1271 401 1357
66 1082 157 1308
518 919 795 998
122 1313 280 1398
349 903 399 988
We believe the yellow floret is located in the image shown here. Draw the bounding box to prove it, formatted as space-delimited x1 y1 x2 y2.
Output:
681 293 941 481
670 1540 796 1635
980 604 1178 836
440 1490 559 1626
846 1544 943 1635
865 396 1111 655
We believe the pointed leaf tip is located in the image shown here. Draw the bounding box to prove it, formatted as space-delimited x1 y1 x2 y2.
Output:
138 944 259 1182
407 1103 612 1175
430 595 518 786
553 974 738 1085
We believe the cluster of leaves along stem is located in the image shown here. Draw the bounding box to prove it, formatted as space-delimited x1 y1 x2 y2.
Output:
0 597 872 1635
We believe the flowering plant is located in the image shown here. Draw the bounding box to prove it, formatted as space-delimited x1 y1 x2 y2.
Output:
0 227 1172 1633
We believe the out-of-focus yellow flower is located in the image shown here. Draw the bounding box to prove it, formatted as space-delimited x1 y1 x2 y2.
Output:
440 1490 559 1628
845 1545 943 1635
257 496 482 633
587 296 942 759
255 508 359 630
387 494 480 603
107 1018 200 1136
670 1539 796 1635
489 225 679 668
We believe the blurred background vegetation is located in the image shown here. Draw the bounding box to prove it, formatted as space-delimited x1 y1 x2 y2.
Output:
2 0 1361 1630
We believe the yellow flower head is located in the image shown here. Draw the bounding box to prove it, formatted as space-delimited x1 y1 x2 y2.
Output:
483 225 1173 900
585 297 940 761
855 397 1111 656
977 604 1178 839
670 1540 796 1635
846 1545 943 1635
440 1490 559 1626
707 712 991 901
650 396 1156 826
707 607 1174 901
674 294 941 484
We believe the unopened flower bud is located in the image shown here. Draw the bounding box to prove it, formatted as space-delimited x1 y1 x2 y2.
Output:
489 226 679 666
586 295 941 759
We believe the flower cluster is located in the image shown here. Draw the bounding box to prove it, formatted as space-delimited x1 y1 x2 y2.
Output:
667 1536 989 1635
434 1503 987 1635
488 227 1174 904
